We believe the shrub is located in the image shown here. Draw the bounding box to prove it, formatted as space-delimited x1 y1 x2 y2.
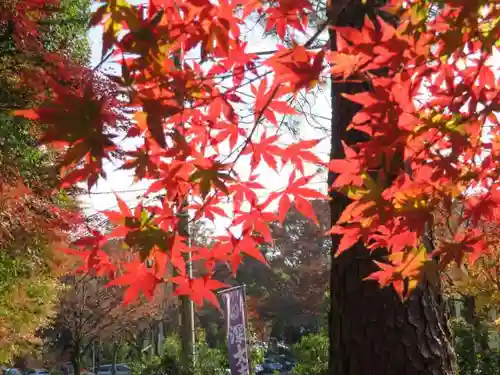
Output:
132 331 229 375
194 331 228 375
450 317 500 375
291 331 328 375
131 335 182 375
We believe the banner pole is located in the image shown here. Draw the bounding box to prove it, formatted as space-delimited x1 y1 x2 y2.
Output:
242 284 252 374
217 284 246 295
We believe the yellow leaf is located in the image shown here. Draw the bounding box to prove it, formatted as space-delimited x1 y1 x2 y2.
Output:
134 111 148 131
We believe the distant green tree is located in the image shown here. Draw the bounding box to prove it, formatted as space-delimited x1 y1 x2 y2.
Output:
450 318 500 375
291 330 329 375
42 0 92 65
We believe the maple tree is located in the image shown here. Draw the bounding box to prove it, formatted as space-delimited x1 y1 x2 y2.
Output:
0 0 92 362
9 0 500 372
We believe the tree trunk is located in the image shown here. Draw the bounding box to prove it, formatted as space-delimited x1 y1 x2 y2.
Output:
94 340 101 375
463 295 477 325
111 341 119 375
327 2 457 375
157 321 165 356
150 325 157 360
71 344 81 375
463 295 489 352
127 332 146 361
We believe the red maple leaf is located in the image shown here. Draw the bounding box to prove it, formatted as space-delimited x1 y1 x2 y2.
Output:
280 139 323 174
191 244 231 274
236 233 268 265
103 194 134 238
369 224 418 254
241 132 283 172
265 0 312 40
14 81 119 189
170 275 228 309
365 248 428 299
63 248 116 278
190 197 228 222
233 200 277 242
433 229 487 267
265 46 325 92
228 178 264 211
268 172 326 224
328 51 370 80
211 120 247 150
326 225 363 257
107 257 163 305
251 78 296 125
328 143 365 188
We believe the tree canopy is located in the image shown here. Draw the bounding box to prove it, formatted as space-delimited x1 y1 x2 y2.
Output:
9 0 500 332
0 0 91 361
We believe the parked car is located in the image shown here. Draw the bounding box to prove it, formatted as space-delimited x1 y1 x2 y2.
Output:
253 364 264 374
59 362 74 375
3 369 22 375
98 364 131 375
257 359 283 374
275 355 297 371
25 369 49 375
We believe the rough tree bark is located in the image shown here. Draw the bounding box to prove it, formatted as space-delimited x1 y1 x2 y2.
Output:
327 1 457 375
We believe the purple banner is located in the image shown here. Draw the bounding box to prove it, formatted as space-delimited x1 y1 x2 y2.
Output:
221 286 250 375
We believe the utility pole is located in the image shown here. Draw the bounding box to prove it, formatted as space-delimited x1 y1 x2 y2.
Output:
172 35 196 373
136 2 195 372
92 341 95 375
177 202 196 375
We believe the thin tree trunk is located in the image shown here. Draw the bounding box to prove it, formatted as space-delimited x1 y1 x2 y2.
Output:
157 321 165 356
150 325 155 359
463 295 489 352
327 2 457 374
71 343 81 375
111 341 120 375
463 295 477 325
95 340 101 375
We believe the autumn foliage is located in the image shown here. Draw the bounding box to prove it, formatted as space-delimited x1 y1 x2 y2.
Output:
12 0 500 305
0 0 93 360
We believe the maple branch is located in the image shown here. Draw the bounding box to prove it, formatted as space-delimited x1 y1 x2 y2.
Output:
303 0 352 49
304 21 330 49
228 85 283 167
188 85 284 224
253 50 279 56
91 49 115 73
194 70 274 109
296 90 331 131
84 188 148 195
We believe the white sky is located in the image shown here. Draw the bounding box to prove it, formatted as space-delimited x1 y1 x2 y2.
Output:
80 4 332 233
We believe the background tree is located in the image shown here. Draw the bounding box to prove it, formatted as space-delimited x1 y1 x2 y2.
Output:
42 241 171 375
240 200 330 345
449 318 500 375
193 201 329 349
13 1 499 375
0 0 90 362
443 221 500 325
